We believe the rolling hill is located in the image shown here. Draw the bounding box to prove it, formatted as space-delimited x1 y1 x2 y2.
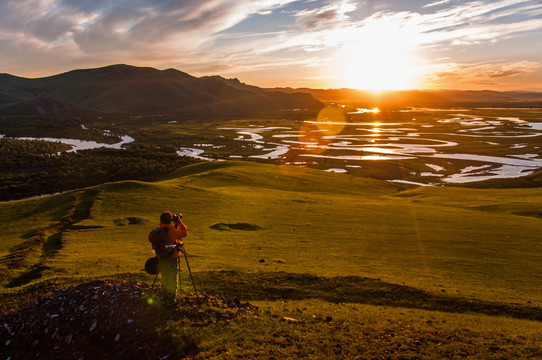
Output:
1 161 541 359
0 64 324 115
273 87 542 107
1 161 541 305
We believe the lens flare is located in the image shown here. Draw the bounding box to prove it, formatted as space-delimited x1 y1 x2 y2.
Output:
282 106 348 166
146 296 155 305
315 106 346 135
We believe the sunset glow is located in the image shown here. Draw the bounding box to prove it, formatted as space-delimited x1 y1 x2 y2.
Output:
0 0 540 90
336 16 419 90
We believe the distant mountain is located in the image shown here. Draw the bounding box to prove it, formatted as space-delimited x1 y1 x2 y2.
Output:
272 88 542 107
0 64 324 115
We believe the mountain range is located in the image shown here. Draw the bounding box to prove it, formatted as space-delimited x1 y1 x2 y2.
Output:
275 88 542 108
0 64 323 116
1 64 541 116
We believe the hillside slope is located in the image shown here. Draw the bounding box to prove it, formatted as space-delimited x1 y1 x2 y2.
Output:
1 161 541 307
1 161 541 358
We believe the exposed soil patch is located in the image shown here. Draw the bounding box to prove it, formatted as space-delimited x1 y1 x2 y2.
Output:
512 210 542 219
69 225 105 230
210 223 263 231
6 265 51 288
0 237 42 269
114 217 149 226
0 280 258 360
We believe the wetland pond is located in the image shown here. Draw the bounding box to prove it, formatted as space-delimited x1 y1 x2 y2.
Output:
6 108 542 186
180 108 542 185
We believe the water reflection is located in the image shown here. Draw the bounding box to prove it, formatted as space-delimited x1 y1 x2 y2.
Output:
8 111 541 186
177 147 221 161
192 110 542 185
3 134 134 152
347 107 380 114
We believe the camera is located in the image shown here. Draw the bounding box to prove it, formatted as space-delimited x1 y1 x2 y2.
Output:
172 213 182 222
164 243 184 255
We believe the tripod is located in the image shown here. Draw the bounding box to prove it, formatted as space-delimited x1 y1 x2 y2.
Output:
150 252 199 298
177 251 199 297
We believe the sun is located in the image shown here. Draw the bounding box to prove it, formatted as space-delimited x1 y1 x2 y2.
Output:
340 44 413 91
335 17 420 91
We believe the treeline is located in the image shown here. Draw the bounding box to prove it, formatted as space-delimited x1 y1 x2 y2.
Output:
0 115 121 143
1 138 70 157
0 140 199 201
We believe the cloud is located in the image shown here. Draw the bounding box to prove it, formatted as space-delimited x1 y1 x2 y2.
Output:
0 0 541 90
0 0 299 73
187 0 542 88
361 0 542 49
229 0 542 62
433 61 542 82
68 1 297 54
422 0 450 8
292 0 357 30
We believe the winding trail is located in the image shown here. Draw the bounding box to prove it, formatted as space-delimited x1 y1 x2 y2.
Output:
2 189 101 288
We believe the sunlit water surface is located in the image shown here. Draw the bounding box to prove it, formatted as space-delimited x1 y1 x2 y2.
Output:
180 109 542 185
4 109 542 186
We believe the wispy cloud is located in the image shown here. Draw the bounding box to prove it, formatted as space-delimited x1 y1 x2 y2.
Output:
428 60 542 90
0 0 300 74
291 0 356 29
422 0 451 8
0 0 540 89
434 61 542 80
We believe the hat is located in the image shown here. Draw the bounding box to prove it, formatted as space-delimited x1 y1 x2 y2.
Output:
160 211 173 224
145 257 159 275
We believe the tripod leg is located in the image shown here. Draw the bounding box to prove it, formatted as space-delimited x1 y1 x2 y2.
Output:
176 257 181 299
151 273 159 291
184 252 198 295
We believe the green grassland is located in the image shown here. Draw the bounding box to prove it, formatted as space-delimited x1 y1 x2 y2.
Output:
1 161 541 358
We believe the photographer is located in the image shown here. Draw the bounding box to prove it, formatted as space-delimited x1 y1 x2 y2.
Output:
155 211 188 305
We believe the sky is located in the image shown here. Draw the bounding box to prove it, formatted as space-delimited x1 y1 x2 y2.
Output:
1 0 541 91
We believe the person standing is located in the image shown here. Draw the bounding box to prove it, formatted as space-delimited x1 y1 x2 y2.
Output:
153 211 188 304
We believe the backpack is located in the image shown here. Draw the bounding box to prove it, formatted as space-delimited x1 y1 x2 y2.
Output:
148 227 170 254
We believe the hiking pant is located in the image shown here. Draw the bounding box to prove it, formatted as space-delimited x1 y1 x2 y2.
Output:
159 257 178 300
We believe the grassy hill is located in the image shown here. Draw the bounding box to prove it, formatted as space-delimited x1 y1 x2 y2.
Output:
0 64 323 115
1 161 541 358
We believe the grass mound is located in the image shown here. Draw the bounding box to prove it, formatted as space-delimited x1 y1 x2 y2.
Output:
1 275 541 359
0 280 258 360
114 217 149 226
210 222 263 231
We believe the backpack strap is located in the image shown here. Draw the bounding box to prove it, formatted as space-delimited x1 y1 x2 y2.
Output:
158 227 170 245
150 227 170 251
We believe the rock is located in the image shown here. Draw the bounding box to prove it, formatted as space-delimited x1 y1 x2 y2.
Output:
282 317 300 323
